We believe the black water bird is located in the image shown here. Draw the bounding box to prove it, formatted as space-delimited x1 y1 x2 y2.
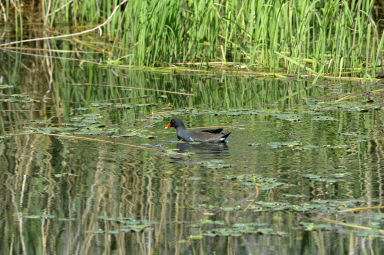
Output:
165 118 230 143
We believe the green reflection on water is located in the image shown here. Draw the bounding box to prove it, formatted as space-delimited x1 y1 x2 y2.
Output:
1 51 384 254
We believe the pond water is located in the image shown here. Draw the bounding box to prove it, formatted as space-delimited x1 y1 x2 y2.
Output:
1 50 384 254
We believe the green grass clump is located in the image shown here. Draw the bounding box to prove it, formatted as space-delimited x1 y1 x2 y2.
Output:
1 0 384 77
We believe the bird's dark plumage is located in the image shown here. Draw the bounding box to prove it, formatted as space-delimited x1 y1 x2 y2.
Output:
165 118 230 143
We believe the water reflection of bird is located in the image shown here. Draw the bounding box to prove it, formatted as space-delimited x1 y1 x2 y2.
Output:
176 141 228 153
165 118 230 143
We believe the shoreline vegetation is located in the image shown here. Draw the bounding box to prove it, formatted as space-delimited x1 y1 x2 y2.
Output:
1 0 384 79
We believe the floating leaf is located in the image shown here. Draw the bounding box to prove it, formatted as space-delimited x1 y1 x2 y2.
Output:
283 194 306 198
201 219 225 225
58 218 76 221
10 94 28 98
75 107 89 111
248 201 293 211
300 222 332 231
292 199 365 213
226 174 292 190
24 214 55 219
188 235 203 240
267 141 302 149
329 173 349 179
54 172 79 178
272 113 302 122
198 223 285 237
356 229 384 237
92 217 155 233
186 177 202 181
302 174 338 183
199 160 230 169
248 142 261 146
311 116 338 121
0 84 14 89
117 129 155 139
87 229 105 234
120 224 153 232
323 144 350 149
221 205 241 211
134 103 157 107
339 132 365 136
301 145 320 150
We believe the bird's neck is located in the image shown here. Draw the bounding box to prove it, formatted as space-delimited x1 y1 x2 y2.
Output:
176 124 188 137
176 123 186 130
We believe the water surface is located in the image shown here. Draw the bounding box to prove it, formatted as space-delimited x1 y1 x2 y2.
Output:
1 49 384 254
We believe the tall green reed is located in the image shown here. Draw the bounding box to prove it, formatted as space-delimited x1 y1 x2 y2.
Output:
2 0 384 77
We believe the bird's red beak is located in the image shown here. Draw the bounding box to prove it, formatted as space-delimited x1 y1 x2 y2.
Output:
165 122 171 129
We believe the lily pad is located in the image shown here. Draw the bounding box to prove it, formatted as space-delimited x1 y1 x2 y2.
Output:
301 145 320 150
248 142 261 146
226 174 291 190
356 229 384 237
272 113 302 122
292 199 365 213
24 214 55 219
188 235 203 240
134 103 157 107
0 84 14 89
311 116 338 121
247 201 293 211
300 222 332 231
10 94 29 98
201 219 225 225
323 144 350 149
282 194 306 198
221 205 241 211
92 217 155 233
117 129 155 139
302 174 338 183
199 160 230 169
198 223 285 237
58 218 76 221
54 172 79 178
111 103 133 109
267 141 302 149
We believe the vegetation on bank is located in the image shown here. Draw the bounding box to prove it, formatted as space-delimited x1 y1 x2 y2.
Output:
1 0 384 78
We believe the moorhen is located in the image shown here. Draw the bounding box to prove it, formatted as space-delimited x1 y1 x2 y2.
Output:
165 118 231 143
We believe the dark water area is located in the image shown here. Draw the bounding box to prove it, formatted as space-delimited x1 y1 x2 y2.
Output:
1 49 384 254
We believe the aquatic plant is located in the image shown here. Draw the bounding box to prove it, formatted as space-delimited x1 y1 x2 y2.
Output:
1 0 383 77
